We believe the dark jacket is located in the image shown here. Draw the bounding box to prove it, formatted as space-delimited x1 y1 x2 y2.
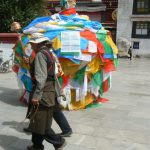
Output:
28 46 56 135
30 46 56 107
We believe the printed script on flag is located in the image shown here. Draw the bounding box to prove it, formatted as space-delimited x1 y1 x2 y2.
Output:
61 31 81 55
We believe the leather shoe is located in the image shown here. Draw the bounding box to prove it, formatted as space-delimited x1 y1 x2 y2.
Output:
59 130 72 137
55 139 67 150
27 145 44 150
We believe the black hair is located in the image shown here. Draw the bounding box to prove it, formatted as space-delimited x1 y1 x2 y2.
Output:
38 40 52 49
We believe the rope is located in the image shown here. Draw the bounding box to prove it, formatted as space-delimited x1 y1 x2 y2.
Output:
20 104 39 123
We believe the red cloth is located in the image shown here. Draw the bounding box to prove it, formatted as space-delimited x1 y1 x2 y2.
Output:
59 8 76 15
12 64 19 73
80 30 97 43
62 74 69 88
104 60 116 73
97 97 109 103
103 79 109 93
80 30 104 54
97 40 104 54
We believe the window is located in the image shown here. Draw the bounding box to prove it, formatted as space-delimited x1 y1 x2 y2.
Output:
132 21 150 38
133 42 139 49
133 0 150 14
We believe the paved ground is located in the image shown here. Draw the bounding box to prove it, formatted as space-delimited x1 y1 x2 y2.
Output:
0 58 150 150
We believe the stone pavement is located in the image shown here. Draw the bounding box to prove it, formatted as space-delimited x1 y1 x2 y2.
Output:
0 58 150 150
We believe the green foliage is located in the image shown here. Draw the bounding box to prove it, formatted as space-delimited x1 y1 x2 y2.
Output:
0 0 48 33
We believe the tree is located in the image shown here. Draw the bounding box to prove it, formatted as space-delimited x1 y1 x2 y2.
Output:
0 0 48 33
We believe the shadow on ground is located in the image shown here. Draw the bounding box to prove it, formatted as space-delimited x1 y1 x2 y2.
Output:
0 86 25 107
0 134 30 150
2 121 30 134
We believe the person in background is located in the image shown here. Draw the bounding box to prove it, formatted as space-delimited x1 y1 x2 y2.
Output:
47 42 73 137
26 33 66 150
128 46 132 60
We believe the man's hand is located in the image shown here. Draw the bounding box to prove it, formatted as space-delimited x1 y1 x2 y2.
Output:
31 98 39 105
18 34 22 41
60 94 66 101
23 56 29 64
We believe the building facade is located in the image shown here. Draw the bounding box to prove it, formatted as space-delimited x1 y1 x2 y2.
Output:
117 0 150 56
101 0 118 41
48 0 106 22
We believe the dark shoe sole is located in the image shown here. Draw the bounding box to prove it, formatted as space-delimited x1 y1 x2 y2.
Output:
59 131 73 137
55 141 67 150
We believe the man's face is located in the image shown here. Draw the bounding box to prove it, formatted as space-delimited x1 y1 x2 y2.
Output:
30 43 38 52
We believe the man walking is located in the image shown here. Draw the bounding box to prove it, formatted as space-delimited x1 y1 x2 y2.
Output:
27 33 66 150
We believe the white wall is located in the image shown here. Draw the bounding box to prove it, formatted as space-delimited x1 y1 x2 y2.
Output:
117 0 150 56
0 43 14 61
135 39 150 55
117 0 133 40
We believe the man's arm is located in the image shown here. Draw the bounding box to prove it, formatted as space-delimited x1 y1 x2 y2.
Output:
32 52 47 104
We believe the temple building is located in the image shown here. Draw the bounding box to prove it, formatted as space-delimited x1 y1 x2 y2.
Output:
48 0 118 41
0 0 118 44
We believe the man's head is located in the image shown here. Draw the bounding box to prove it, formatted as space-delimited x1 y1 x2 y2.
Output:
29 33 52 52
10 22 21 32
